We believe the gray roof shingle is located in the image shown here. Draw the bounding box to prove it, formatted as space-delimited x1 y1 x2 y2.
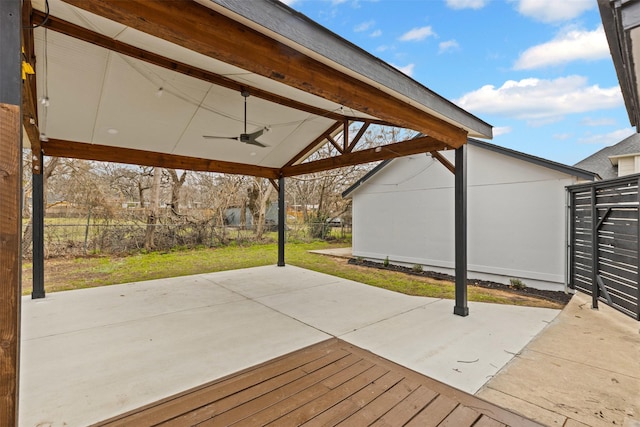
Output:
574 133 640 180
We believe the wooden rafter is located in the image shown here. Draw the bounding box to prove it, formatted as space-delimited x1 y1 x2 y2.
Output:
285 121 343 168
343 120 349 153
281 135 447 177
22 0 41 173
61 0 468 148
430 150 455 174
327 135 343 154
347 121 370 153
42 139 280 179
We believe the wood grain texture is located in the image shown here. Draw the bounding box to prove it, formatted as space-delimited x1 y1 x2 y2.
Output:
62 0 467 148
42 139 280 179
92 339 543 427
282 135 447 177
0 103 21 427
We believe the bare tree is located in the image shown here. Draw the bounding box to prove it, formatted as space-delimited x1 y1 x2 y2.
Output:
166 169 188 215
144 167 162 250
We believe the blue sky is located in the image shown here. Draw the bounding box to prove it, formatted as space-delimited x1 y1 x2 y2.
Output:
281 0 633 166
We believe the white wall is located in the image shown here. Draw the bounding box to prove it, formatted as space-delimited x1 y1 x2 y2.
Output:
351 144 581 290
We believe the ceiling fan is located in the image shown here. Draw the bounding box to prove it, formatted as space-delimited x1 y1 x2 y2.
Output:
203 90 268 148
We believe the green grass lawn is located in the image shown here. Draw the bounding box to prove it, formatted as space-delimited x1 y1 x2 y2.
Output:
21 241 562 308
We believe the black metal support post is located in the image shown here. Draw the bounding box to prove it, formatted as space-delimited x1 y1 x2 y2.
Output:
591 186 599 310
454 145 469 316
32 149 45 299
277 176 285 267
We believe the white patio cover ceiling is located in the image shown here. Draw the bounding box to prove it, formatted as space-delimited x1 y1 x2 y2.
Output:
23 0 492 178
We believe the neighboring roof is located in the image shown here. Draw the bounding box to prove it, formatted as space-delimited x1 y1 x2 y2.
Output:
342 138 599 198
599 0 640 130
574 133 640 180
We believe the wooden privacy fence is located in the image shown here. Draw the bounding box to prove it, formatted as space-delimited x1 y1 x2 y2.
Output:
568 174 640 320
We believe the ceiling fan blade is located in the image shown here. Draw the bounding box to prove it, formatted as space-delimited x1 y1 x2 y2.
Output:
240 128 268 147
246 139 268 148
203 135 239 141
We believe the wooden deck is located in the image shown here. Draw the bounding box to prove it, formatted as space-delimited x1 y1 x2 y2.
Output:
92 338 541 426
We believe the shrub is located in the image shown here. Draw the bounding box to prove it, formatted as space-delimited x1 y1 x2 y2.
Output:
383 256 390 267
509 278 526 290
412 264 423 273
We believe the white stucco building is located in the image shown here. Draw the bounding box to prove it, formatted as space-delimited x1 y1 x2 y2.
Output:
343 139 598 291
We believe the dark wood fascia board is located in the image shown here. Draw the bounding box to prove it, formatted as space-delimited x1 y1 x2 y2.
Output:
42 139 280 179
33 10 344 123
282 136 447 177
60 0 468 148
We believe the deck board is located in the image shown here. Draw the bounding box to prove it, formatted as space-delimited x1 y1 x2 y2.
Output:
92 338 542 427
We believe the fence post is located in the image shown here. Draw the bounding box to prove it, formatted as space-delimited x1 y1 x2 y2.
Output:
591 186 599 310
637 176 640 321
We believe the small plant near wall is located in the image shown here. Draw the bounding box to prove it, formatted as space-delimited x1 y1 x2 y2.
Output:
383 256 390 267
412 264 423 273
355 256 364 264
509 278 526 290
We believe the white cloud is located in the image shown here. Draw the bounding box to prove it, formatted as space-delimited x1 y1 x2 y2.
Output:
439 40 460 54
553 133 573 140
354 20 375 32
578 128 636 145
446 0 488 9
370 29 382 37
581 117 617 127
455 76 622 122
511 0 595 23
493 126 512 136
279 0 297 4
399 26 436 42
391 63 415 77
514 25 608 69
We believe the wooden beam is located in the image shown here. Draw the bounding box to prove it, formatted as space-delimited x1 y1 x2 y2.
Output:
326 135 343 154
42 139 280 179
0 2 22 424
0 103 21 427
346 122 370 153
34 10 344 123
61 0 467 148
343 120 349 153
285 121 343 168
430 150 455 174
22 1 42 173
268 179 279 193
282 135 446 177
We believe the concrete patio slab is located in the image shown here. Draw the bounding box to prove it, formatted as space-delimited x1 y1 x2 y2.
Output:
255 277 437 336
342 299 559 394
477 292 640 427
20 265 560 427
